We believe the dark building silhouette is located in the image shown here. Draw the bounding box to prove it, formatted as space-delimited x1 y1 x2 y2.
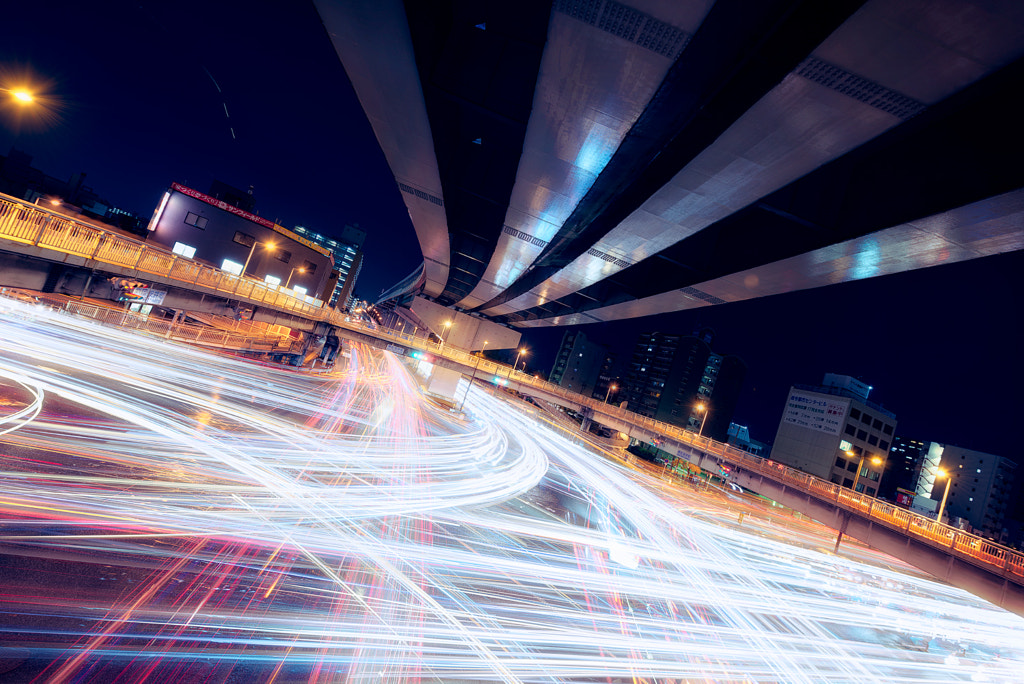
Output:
0 147 146 234
624 328 745 442
549 330 608 397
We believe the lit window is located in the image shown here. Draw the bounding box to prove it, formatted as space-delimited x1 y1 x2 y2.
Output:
221 259 243 275
172 242 196 258
977 469 981 473
293 285 307 296
264 275 281 286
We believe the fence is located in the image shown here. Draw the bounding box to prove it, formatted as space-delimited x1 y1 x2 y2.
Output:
0 194 326 319
3 191 1021 581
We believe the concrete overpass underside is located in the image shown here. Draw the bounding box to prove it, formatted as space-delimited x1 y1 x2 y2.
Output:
319 0 1024 326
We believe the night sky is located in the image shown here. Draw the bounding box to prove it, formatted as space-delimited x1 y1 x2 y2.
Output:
2 2 1021 458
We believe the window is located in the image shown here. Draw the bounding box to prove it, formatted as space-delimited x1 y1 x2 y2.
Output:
879 440 889 451
882 424 893 435
835 457 847 469
221 259 243 275
846 461 857 473
872 418 883 430
865 486 876 497
867 435 879 446
844 424 856 436
857 429 867 441
868 470 879 481
860 413 872 424
843 478 853 488
849 408 861 420
855 483 865 493
233 231 256 248
184 212 208 229
172 242 196 258
264 275 281 286
275 250 291 264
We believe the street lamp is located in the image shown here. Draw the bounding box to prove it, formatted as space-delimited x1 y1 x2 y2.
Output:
604 383 617 403
241 240 275 278
513 347 527 374
284 266 305 289
441 320 453 346
694 402 709 437
848 450 883 492
1 87 34 105
936 469 953 523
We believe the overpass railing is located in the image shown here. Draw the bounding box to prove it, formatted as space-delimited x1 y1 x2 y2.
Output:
354 331 1024 582
0 193 327 319
15 292 298 353
5 191 1021 581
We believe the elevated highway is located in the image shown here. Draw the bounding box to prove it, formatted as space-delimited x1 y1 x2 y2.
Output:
333 324 1024 616
6 190 1023 614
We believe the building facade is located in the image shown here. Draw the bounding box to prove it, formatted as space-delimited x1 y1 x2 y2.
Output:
147 183 334 300
293 223 366 309
727 423 768 456
548 330 608 397
769 374 897 498
623 329 745 442
932 446 1017 538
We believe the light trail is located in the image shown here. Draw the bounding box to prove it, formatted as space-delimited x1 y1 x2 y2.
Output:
0 297 1022 682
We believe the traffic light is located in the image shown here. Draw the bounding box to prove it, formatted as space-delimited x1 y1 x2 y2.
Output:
409 350 433 362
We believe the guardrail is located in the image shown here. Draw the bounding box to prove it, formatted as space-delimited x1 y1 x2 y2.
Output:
13 292 299 353
4 192 1021 582
356 329 1024 582
0 193 327 319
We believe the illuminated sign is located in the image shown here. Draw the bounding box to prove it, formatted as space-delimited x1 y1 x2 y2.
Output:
170 183 334 263
782 390 848 436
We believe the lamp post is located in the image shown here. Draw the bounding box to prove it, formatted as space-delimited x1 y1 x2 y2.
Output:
441 320 453 346
936 469 953 523
241 240 274 278
457 341 487 412
848 450 883 492
695 402 709 437
285 266 305 289
512 348 527 375
604 383 617 403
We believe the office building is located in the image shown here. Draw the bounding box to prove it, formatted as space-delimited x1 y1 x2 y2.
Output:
769 374 896 497
727 423 768 457
549 330 608 397
624 328 745 442
293 223 366 309
147 183 334 299
878 436 931 500
932 446 1016 538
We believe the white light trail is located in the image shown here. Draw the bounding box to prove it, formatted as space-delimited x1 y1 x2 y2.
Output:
0 297 1022 682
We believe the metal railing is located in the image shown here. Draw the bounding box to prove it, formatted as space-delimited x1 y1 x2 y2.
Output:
0 193 327 319
3 191 1021 581
355 328 1024 581
19 293 299 353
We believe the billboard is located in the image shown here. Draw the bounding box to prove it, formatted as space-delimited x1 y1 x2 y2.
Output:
782 389 848 435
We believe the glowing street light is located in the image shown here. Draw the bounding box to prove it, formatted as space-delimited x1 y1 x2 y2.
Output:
441 320 453 346
695 402 709 437
847 450 883 492
285 266 305 289
604 383 617 404
936 469 953 523
513 347 527 374
1 87 34 105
